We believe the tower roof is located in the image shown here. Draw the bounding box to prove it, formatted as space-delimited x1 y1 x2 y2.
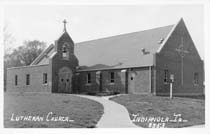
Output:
56 19 74 44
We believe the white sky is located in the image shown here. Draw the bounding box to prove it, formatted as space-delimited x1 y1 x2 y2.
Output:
4 4 204 59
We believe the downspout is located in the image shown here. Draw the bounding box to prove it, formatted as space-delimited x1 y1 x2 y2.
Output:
149 66 151 93
153 54 157 96
125 68 129 94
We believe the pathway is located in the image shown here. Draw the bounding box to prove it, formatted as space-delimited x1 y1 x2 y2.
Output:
76 95 138 128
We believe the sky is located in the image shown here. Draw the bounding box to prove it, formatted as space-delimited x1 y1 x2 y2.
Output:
4 4 204 59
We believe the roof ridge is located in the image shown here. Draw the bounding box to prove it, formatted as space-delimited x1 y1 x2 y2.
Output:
30 44 54 65
75 24 174 45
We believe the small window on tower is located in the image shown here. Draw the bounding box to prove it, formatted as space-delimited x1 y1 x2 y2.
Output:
62 44 69 60
62 46 67 57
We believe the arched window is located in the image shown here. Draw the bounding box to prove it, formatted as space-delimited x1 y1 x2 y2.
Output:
62 44 69 60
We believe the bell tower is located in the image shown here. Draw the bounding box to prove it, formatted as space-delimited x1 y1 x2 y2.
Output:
51 19 79 93
55 19 75 58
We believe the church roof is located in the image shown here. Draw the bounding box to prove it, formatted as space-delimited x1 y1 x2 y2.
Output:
75 25 174 71
31 24 174 71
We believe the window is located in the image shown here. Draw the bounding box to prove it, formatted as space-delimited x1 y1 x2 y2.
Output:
194 72 199 85
43 73 47 84
96 71 101 83
110 72 115 83
87 73 91 84
62 46 67 57
164 69 169 83
26 74 30 85
62 44 69 60
15 75 18 86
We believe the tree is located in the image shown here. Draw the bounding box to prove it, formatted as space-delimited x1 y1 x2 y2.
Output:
17 40 46 66
3 24 15 54
4 40 46 67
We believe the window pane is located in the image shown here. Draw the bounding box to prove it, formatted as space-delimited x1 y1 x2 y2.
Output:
15 75 18 86
26 74 30 85
164 69 168 83
62 45 69 60
63 53 67 57
43 73 47 84
87 73 91 83
110 72 115 83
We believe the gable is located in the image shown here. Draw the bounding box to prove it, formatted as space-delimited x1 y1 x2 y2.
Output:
31 31 75 66
31 44 55 65
56 32 74 54
158 18 202 62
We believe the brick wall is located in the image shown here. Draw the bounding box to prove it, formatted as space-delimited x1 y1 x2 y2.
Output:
7 64 51 92
77 67 151 94
128 67 151 94
155 19 204 96
77 69 126 94
101 70 126 93
77 71 100 93
50 32 79 93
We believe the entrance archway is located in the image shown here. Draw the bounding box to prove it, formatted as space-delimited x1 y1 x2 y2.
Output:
58 67 72 93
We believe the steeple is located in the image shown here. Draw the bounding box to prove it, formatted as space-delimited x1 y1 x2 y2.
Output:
63 19 67 32
56 19 74 44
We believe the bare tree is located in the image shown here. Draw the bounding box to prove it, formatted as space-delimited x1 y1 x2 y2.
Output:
3 24 15 54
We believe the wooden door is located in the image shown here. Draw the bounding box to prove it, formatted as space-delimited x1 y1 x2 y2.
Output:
128 72 135 94
58 67 72 93
58 74 65 93
65 73 72 93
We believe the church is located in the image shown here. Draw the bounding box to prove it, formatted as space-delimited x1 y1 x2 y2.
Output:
6 18 204 96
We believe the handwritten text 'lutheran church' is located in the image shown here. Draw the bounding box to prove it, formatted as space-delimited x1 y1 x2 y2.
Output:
6 18 204 96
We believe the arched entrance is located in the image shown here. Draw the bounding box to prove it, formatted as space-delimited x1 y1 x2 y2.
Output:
58 67 72 93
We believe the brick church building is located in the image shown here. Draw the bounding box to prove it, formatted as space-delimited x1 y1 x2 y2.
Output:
6 18 204 96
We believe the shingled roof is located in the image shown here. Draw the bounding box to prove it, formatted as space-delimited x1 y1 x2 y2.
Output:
75 25 174 71
31 24 174 71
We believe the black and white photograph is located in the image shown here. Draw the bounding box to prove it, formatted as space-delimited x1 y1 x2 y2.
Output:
1 0 209 133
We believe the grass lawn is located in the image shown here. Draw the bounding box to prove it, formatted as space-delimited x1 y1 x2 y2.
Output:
110 94 205 128
4 93 104 128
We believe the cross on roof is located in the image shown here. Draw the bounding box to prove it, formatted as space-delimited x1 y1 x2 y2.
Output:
175 36 189 86
63 19 67 32
175 37 189 57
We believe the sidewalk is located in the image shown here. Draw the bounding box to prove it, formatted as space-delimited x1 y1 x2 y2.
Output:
76 95 138 128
